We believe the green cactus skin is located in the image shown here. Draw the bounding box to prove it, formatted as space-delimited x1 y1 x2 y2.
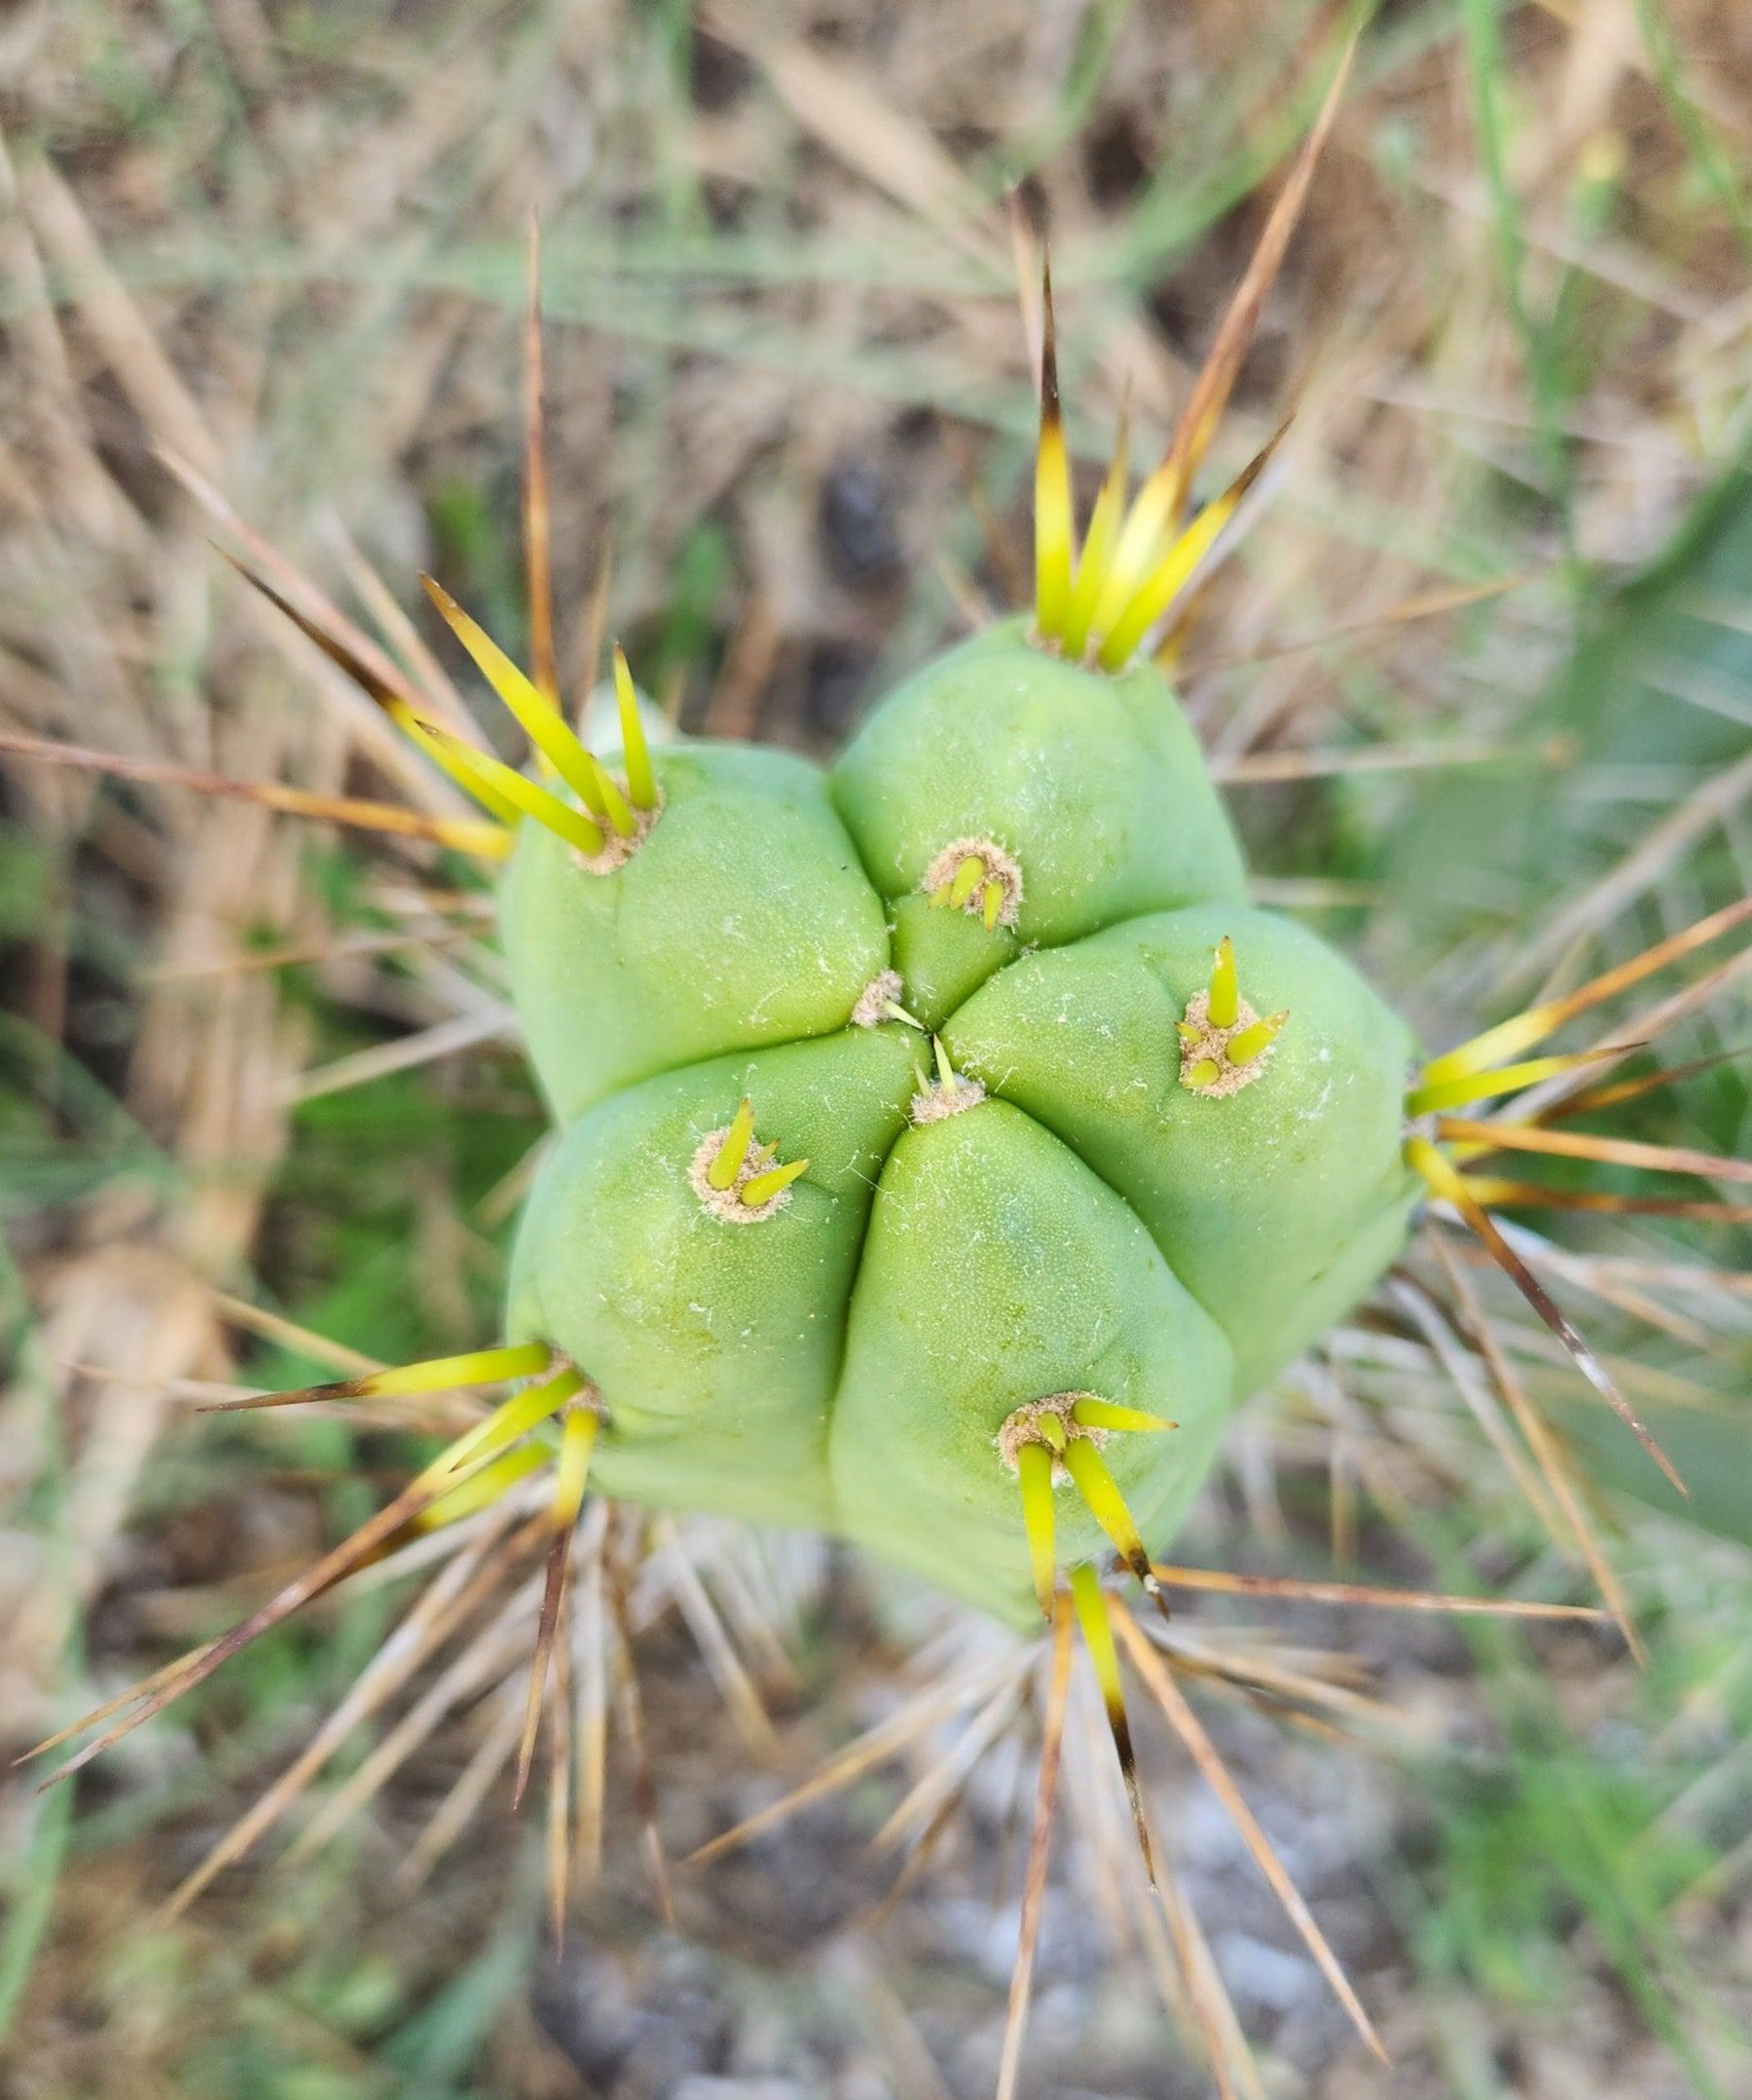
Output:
942 905 1420 1392
831 1099 1234 1625
831 617 1246 1025
499 741 891 1123
504 1024 917 1528
497 637 1418 1628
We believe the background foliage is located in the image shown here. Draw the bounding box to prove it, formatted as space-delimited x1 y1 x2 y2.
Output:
3 2 1749 2095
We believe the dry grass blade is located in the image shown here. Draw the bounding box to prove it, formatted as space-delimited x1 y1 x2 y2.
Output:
292 1007 514 1105
575 537 615 716
941 412 1032 614
1436 1115 1752 1185
1109 1602 1389 2066
1182 571 1535 678
859 1790 967 1935
1151 1852 1247 2100
143 923 466 985
1556 1255 1752 1298
658 1523 779 1755
868 1678 1025 1857
1215 732 1566 786
1408 1141 1687 1496
513 1403 598 1810
544 1577 576 1946
699 1534 800 1697
684 1658 1010 1865
523 213 557 705
398 1697 527 1893
1391 1275 1565 1543
1071 1693 1243 2097
290 1566 548 1871
994 1599 1073 2100
211 1297 379 1379
1506 1229 1715 1353
22 159 221 477
1155 37 1353 520
0 729 507 859
1149 1565 1607 1620
1506 748 1752 993
705 0 991 257
1159 1624 1392 1733
1005 186 1043 384
46 1371 575 1791
572 1521 609 1889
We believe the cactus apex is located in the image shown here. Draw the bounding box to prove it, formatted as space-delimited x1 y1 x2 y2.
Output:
910 1035 985 1123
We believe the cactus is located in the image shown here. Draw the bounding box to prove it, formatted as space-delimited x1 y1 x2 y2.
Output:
23 67 1750 2094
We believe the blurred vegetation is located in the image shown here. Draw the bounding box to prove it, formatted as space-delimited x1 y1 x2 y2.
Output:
3 2 1750 2096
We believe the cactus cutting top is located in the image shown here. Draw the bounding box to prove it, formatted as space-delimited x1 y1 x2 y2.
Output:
495 614 1419 1628
190 203 1703 1659
438 227 1422 1628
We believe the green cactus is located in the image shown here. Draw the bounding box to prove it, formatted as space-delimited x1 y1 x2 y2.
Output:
403 239 1697 1657
112 240 1699 1669
493 624 1415 1626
